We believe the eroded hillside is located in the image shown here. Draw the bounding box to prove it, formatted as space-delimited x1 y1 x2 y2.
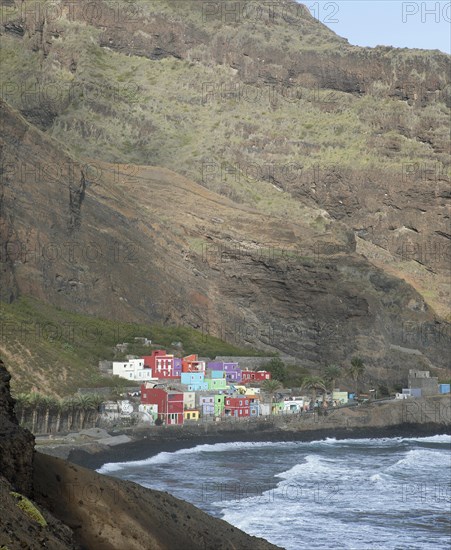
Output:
0 0 450 384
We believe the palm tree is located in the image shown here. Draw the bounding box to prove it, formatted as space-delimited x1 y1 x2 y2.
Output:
86 394 103 428
28 393 46 433
41 396 59 434
54 398 64 434
262 379 282 414
63 396 77 431
347 357 365 395
301 376 327 401
14 393 32 426
323 365 342 392
74 394 98 430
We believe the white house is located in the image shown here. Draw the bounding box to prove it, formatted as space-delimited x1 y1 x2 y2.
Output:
282 397 304 414
112 359 157 381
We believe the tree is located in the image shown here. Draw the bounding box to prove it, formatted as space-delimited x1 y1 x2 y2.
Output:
41 396 58 434
347 357 365 394
264 357 287 384
262 379 282 414
63 396 77 431
28 393 46 433
301 376 327 401
14 393 32 426
74 394 98 430
323 365 342 392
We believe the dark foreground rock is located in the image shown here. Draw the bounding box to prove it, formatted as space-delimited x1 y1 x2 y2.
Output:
33 452 280 550
0 360 280 549
0 359 34 495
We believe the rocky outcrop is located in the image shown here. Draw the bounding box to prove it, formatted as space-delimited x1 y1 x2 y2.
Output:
33 453 280 550
0 361 279 549
0 358 34 495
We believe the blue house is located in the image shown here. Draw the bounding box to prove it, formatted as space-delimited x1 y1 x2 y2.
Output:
181 372 208 391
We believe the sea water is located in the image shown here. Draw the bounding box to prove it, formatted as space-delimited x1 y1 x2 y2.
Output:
98 435 451 549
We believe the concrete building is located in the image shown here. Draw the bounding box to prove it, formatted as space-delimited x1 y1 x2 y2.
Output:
282 397 304 414
408 370 439 397
112 359 156 381
332 391 349 405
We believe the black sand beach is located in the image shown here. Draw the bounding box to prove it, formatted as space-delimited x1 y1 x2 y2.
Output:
68 422 450 471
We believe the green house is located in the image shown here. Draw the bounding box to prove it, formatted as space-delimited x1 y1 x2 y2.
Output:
214 394 225 416
207 378 228 391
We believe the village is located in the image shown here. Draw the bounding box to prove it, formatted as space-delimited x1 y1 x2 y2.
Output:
99 344 450 427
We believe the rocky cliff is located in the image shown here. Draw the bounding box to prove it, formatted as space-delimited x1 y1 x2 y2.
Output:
0 359 34 495
0 0 450 384
1 99 449 385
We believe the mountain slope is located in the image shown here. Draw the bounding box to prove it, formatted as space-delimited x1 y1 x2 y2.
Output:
1 99 449 388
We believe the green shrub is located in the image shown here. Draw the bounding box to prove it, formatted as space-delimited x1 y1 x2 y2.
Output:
10 492 47 527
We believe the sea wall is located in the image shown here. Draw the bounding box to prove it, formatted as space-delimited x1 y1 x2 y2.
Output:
67 396 450 470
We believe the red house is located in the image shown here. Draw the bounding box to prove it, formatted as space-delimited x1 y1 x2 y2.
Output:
224 397 250 417
140 386 184 425
142 350 178 379
241 370 271 384
182 353 206 373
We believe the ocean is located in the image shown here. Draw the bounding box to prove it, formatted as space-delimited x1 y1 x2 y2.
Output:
98 435 451 549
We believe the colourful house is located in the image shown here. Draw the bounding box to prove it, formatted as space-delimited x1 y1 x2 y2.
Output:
182 354 206 373
173 357 182 377
206 369 225 379
215 394 225 416
206 377 228 391
224 367 242 383
207 361 241 382
181 372 208 391
224 396 250 417
184 409 200 421
142 350 179 379
183 391 195 410
250 402 260 416
140 386 184 425
241 370 271 384
199 395 215 416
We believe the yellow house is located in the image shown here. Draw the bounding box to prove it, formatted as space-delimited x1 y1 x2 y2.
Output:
184 409 200 421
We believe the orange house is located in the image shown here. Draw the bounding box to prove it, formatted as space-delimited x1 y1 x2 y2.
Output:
181 354 206 373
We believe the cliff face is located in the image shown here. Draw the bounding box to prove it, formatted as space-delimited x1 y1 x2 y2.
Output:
0 0 450 382
1 100 450 383
0 359 34 495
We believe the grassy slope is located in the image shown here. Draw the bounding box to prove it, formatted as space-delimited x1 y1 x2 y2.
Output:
0 297 264 397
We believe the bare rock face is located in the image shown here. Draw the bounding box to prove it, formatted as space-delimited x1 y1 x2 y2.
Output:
0 0 450 383
0 359 35 495
0 100 449 384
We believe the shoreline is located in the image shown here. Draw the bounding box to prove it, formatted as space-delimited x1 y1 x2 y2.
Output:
66 422 450 471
